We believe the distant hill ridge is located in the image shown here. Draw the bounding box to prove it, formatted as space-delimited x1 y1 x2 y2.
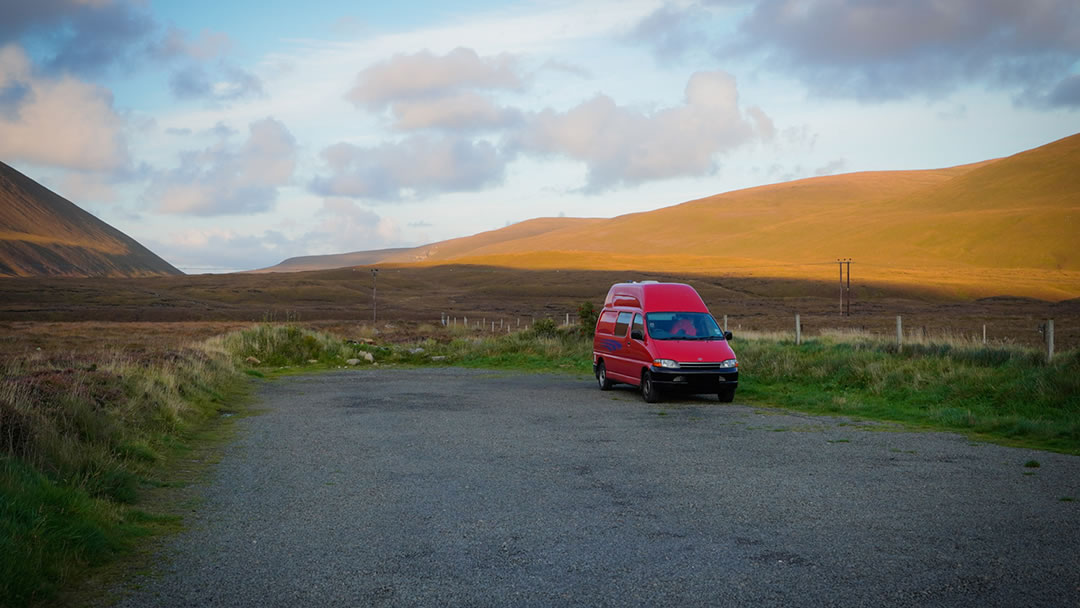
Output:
0 162 181 277
256 133 1080 300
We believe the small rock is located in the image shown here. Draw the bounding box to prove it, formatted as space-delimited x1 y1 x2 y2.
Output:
245 356 261 365
431 355 447 361
409 347 425 354
361 351 375 363
307 359 318 364
346 358 361 366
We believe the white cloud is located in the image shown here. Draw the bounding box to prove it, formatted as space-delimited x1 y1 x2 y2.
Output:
146 200 402 271
147 117 297 215
390 92 521 131
310 198 401 252
512 70 769 190
344 47 526 133
0 44 129 171
346 47 522 109
310 134 508 200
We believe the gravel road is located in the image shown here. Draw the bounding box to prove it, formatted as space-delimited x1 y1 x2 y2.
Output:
111 368 1079 607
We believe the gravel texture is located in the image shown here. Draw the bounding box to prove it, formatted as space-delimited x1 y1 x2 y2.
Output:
110 368 1079 607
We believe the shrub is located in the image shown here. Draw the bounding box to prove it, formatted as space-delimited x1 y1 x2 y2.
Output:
530 318 559 338
577 301 599 338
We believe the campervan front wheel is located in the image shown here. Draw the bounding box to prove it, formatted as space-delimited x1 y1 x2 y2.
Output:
718 386 736 403
641 370 661 403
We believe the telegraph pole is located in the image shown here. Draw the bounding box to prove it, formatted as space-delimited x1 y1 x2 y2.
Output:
837 258 852 316
837 259 844 316
371 268 379 322
845 259 852 316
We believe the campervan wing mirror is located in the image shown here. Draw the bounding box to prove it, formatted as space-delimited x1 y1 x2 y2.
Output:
724 331 733 341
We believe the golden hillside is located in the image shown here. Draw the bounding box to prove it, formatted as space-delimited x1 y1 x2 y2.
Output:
267 134 1080 300
0 162 181 277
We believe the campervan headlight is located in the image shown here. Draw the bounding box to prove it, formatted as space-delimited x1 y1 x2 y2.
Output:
718 358 738 369
653 359 680 369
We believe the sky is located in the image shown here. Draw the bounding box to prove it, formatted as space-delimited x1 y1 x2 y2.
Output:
1 0 1079 273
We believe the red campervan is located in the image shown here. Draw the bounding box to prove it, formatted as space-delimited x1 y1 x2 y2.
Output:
592 281 738 403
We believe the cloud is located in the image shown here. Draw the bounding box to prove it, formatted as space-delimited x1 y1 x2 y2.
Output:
169 65 211 98
309 135 508 201
1045 74 1080 107
308 198 401 252
813 159 847 176
626 3 709 62
390 93 522 131
347 47 521 108
151 26 230 61
168 63 264 102
147 117 297 216
0 0 157 76
346 47 523 132
0 44 129 171
538 58 592 79
733 0 1080 102
149 201 402 272
512 70 769 191
147 228 297 273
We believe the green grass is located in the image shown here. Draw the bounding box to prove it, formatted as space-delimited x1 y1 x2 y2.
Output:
734 337 1080 454
1 345 248 605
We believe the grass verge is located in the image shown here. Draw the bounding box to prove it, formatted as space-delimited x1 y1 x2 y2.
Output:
1 323 356 607
734 337 1080 454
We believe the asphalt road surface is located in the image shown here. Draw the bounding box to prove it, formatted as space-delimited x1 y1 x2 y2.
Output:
111 368 1079 607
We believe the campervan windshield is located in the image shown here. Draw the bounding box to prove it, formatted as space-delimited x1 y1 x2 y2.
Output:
646 312 725 340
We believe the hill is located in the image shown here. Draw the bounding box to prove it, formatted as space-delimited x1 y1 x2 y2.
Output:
260 134 1080 300
0 162 181 277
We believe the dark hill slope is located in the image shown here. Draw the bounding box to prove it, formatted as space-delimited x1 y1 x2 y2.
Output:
0 162 181 277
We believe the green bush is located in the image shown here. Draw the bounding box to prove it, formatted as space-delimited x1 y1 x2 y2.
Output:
530 318 559 338
219 324 351 367
577 301 599 338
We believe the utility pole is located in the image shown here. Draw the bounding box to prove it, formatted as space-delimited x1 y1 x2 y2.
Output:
845 258 852 316
371 268 379 322
837 258 853 316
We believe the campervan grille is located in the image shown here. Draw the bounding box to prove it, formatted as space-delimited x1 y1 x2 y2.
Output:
678 362 729 370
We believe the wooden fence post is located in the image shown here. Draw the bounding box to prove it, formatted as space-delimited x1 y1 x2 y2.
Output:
795 314 801 345
896 315 903 352
982 324 986 345
1047 319 1054 363
723 315 728 332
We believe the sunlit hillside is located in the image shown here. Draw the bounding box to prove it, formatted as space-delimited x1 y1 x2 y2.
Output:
264 134 1080 300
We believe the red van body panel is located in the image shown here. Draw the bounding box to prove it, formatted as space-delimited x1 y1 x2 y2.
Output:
593 282 738 401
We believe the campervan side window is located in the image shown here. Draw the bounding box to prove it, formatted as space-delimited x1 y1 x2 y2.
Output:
596 310 618 335
614 311 633 337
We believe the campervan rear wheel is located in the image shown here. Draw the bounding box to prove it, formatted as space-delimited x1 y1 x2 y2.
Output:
596 361 613 390
718 386 736 403
641 370 661 403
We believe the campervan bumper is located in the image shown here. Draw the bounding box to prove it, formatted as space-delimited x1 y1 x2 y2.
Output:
649 366 739 392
